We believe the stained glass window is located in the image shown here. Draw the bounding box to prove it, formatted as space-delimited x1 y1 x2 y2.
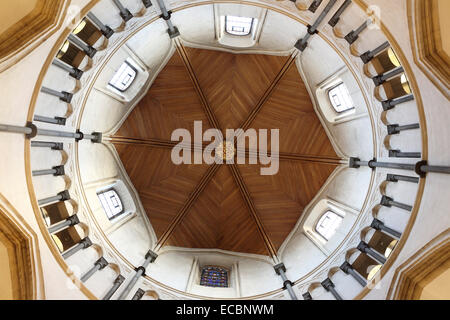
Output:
200 266 229 288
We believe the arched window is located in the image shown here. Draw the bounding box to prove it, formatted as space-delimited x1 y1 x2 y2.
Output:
108 60 137 92
98 189 124 220
328 82 354 113
225 16 255 36
200 266 229 288
315 211 344 241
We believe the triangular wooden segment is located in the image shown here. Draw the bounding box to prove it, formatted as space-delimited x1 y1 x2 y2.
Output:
114 52 212 140
251 62 337 157
114 145 210 239
238 161 337 251
167 166 269 255
185 47 289 131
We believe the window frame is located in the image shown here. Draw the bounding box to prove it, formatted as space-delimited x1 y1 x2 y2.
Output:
97 188 125 220
224 16 255 37
199 265 230 288
108 60 138 93
327 82 355 114
315 210 344 241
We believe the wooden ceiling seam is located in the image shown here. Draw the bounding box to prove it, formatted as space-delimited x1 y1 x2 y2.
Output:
175 39 221 130
109 136 344 165
155 163 221 250
239 52 299 133
229 164 277 259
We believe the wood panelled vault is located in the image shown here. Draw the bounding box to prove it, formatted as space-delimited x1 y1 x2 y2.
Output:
112 45 341 258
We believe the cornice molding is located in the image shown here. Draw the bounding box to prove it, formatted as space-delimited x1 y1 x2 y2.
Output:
407 0 449 99
0 0 69 73
387 229 450 300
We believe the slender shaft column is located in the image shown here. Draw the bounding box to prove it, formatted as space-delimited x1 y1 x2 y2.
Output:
36 128 83 140
31 141 64 150
295 0 338 51
0 123 102 143
118 250 158 300
351 158 450 177
381 195 413 212
340 262 367 287
33 165 65 177
371 219 402 239
387 123 420 135
419 163 450 175
309 0 338 33
103 275 125 300
38 190 70 206
112 0 133 22
34 115 66 126
381 94 414 111
132 289 145 300
309 0 323 12
68 34 97 58
321 278 343 300
360 41 390 63
48 215 79 234
86 12 114 38
357 241 387 264
0 124 32 135
328 0 352 27
81 257 109 282
302 292 313 300
41 86 73 103
373 66 404 86
52 59 84 80
349 157 416 171
386 174 419 184
389 150 421 159
156 0 180 38
274 263 298 300
36 128 102 143
345 19 371 44
62 237 92 259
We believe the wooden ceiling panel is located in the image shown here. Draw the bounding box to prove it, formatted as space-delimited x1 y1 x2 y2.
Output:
115 145 210 238
115 53 212 140
168 166 268 255
250 63 337 157
185 47 289 130
238 161 337 251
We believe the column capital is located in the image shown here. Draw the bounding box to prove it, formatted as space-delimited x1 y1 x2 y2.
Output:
357 241 370 253
145 250 158 262
58 190 71 201
370 218 384 230
95 257 109 270
349 157 361 168
53 165 65 176
302 292 312 300
273 263 286 275
81 237 93 249
321 278 335 291
67 214 80 226
115 275 125 285
380 195 393 207
340 261 352 274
